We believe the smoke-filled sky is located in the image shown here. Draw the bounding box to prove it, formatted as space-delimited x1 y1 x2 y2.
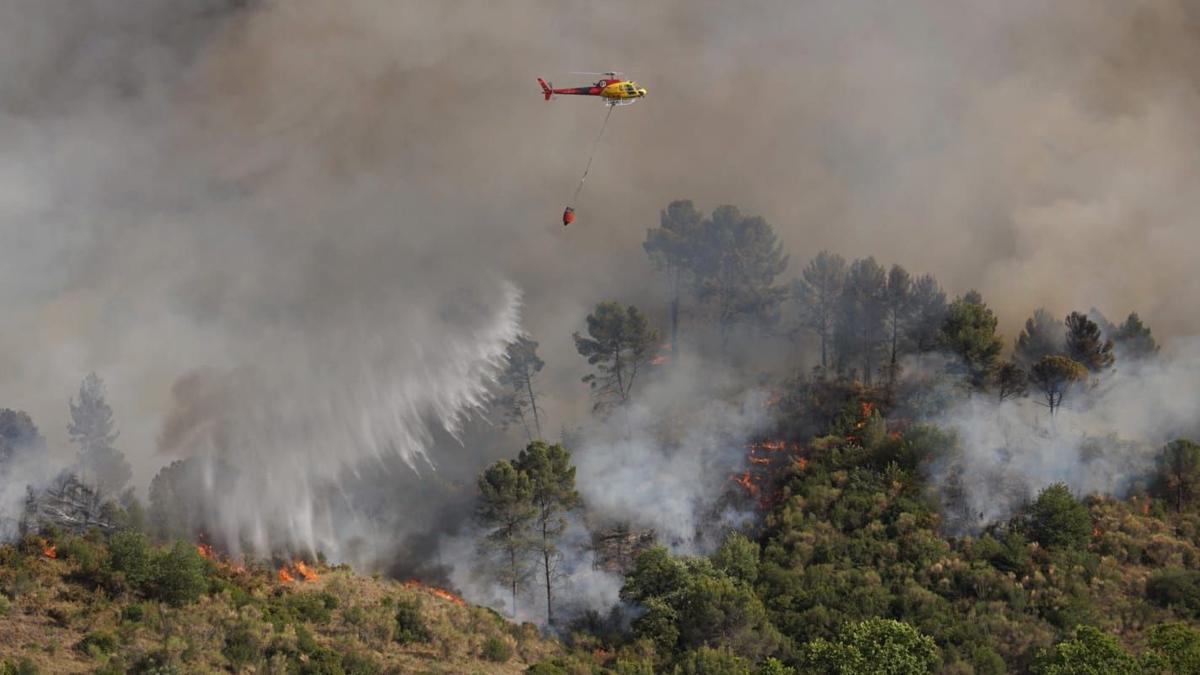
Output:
2 0 1199 554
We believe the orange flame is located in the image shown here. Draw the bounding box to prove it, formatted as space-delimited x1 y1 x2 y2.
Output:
42 541 57 559
405 579 467 606
294 560 319 582
278 567 295 583
1141 500 1150 515
731 472 757 497
748 455 771 465
793 457 808 471
197 543 216 559
1092 526 1102 537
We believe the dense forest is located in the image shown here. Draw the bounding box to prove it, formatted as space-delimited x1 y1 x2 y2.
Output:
3 199 1195 673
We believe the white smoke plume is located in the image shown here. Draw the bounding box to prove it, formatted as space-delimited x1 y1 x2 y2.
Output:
929 337 1200 531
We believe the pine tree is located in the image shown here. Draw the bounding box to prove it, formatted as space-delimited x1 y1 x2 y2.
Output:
496 335 545 441
792 251 847 370
574 302 660 412
514 441 580 627
883 264 913 385
477 460 536 617
905 274 947 356
835 257 888 384
69 373 131 496
1029 355 1087 414
1065 311 1115 372
1014 309 1065 368
1113 312 1159 360
938 291 1004 389
644 200 704 355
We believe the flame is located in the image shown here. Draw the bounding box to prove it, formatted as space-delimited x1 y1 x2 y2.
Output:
278 566 295 583
294 560 319 582
748 455 771 465
793 457 808 471
405 579 467 606
1141 500 1150 516
731 472 757 497
41 540 57 559
1092 526 1102 537
196 543 216 559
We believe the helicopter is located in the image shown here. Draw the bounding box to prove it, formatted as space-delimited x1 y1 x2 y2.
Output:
537 71 647 106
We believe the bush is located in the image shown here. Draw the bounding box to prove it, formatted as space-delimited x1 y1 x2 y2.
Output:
77 630 119 657
1147 569 1200 617
394 598 431 644
107 531 155 590
527 663 569 675
120 603 145 623
288 592 338 623
149 542 208 607
1028 484 1091 550
482 636 513 663
0 659 37 675
222 623 262 669
674 646 752 675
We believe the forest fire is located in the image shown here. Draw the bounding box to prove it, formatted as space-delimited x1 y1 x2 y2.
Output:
404 579 467 606
278 566 295 583
294 560 319 581
41 540 56 559
649 342 672 366
195 540 248 574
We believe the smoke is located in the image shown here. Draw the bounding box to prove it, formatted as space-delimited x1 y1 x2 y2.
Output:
929 338 1200 532
3 0 1200 599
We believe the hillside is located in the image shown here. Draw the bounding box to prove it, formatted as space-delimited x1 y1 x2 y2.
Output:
0 535 563 674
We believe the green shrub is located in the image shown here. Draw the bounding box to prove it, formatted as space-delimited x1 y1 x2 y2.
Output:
222 623 262 669
1147 569 1200 616
149 542 208 607
289 591 338 623
394 598 431 644
120 603 146 623
0 658 38 675
674 646 752 675
107 531 155 590
481 636 513 663
527 662 569 675
1028 484 1092 550
340 650 381 675
76 630 118 657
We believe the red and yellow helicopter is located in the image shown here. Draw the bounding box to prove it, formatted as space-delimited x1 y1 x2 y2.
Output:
537 71 647 107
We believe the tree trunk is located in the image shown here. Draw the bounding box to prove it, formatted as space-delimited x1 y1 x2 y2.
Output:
510 548 518 617
525 378 542 439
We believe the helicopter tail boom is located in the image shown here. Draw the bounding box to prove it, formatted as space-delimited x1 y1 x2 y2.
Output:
537 78 553 101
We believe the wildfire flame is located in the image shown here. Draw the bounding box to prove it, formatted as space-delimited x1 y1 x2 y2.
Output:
1092 526 1102 538
294 560 319 582
404 579 468 607
278 567 295 583
650 342 672 366
41 540 56 559
731 472 757 497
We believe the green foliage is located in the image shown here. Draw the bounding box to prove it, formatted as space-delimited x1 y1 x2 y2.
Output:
1032 625 1136 675
148 541 208 607
477 458 536 615
496 335 546 441
222 623 262 669
1112 312 1158 360
798 618 939 674
938 291 1004 388
793 251 847 369
0 659 38 675
1065 312 1114 373
515 440 581 626
1146 569 1200 617
673 646 753 675
574 301 660 410
1028 484 1092 550
758 657 796 675
107 531 154 589
712 533 759 585
120 603 145 623
394 597 432 644
1014 309 1065 368
481 636 513 662
1146 623 1200 674
1155 439 1200 513
691 205 790 339
1029 355 1088 414
77 630 119 657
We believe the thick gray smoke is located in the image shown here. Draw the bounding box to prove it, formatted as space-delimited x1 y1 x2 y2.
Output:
930 338 1200 532
3 0 1200 592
